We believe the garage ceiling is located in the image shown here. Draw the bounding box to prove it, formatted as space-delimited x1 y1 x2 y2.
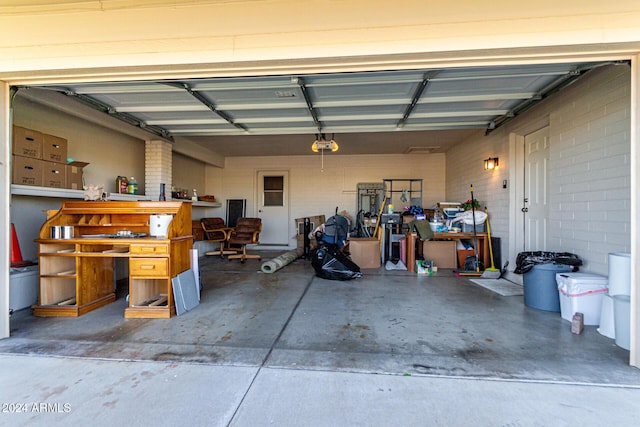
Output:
24 61 607 156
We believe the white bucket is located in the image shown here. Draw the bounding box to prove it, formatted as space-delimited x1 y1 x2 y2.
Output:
597 293 615 339
613 295 631 350
608 252 631 296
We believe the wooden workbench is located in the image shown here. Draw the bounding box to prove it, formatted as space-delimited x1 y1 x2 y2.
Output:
432 232 490 268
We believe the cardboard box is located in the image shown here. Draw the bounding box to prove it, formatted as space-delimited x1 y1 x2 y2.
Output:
42 161 66 188
42 133 68 163
423 240 457 269
295 215 326 235
457 249 476 269
348 237 381 269
65 161 88 190
12 125 43 159
12 155 43 186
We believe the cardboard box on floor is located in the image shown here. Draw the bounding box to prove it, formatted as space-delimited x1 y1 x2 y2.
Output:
294 215 326 235
423 240 457 269
348 237 381 269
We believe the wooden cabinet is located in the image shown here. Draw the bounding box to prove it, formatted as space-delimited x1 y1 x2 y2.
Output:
34 201 192 318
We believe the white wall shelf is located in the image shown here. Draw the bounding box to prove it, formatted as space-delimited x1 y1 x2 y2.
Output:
11 184 151 201
169 198 221 208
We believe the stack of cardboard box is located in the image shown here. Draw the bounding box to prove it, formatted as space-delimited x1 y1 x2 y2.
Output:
12 125 87 189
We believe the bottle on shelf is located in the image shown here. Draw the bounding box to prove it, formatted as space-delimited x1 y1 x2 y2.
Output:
159 183 166 201
192 189 198 201
116 176 128 194
127 177 138 195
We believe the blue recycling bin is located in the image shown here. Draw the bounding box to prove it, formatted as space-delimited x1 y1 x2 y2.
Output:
523 263 572 312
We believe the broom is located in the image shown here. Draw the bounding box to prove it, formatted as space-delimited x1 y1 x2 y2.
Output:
480 206 501 279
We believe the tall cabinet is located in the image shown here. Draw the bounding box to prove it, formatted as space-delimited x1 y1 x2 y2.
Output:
34 201 192 318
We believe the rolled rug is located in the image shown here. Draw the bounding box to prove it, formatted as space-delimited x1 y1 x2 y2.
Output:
261 248 304 273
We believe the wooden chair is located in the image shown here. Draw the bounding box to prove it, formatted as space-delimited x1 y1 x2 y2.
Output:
201 217 237 257
227 217 262 263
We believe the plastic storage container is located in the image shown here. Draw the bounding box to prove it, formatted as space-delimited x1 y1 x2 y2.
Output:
556 272 608 325
523 263 572 312
598 294 616 339
608 252 631 296
9 266 39 311
613 295 631 350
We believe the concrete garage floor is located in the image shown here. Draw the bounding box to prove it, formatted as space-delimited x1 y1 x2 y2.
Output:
1 250 640 426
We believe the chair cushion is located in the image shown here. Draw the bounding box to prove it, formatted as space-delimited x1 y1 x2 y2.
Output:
229 218 261 244
200 217 227 241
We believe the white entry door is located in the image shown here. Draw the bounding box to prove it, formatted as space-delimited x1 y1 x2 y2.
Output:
523 126 550 251
256 170 289 245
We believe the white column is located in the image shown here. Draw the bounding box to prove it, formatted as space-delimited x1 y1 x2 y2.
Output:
1 82 10 339
630 55 639 368
145 140 172 202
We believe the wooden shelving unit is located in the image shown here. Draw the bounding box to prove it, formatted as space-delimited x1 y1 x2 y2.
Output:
34 201 192 318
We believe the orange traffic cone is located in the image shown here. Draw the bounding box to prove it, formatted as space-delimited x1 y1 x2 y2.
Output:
10 223 24 265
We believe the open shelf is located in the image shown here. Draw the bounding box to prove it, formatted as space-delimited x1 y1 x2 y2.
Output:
11 184 151 201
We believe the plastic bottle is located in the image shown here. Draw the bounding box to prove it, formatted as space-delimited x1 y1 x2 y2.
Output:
127 177 138 194
117 176 128 194
192 189 198 201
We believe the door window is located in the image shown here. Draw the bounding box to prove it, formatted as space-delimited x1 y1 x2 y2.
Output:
263 176 284 206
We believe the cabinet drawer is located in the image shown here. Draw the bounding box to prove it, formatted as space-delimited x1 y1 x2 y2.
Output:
130 244 168 255
130 258 168 277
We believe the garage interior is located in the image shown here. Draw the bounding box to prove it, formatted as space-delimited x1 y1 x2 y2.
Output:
2 1 640 424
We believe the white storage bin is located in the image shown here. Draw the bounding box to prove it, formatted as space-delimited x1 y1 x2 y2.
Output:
10 266 39 311
556 272 608 325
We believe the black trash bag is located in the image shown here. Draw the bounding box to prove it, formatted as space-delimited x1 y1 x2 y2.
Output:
463 255 484 272
311 243 362 281
514 251 583 274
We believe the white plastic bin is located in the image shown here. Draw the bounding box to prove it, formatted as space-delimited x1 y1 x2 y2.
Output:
9 266 39 311
556 272 608 325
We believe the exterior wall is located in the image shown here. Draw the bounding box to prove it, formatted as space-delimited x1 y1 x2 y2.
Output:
213 153 445 247
1 1 640 79
446 64 631 275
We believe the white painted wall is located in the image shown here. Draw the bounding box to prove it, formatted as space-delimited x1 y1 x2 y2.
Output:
172 152 206 199
12 95 145 195
446 64 631 276
207 153 445 247
1 1 640 79
11 96 146 261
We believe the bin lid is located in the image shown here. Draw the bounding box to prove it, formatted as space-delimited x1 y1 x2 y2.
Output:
555 272 608 286
530 263 572 272
557 272 608 295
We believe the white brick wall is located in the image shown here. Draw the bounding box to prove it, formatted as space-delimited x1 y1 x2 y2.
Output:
550 65 631 274
145 140 172 201
446 64 631 275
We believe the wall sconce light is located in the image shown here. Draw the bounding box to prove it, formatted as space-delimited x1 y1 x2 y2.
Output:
484 157 499 170
311 133 339 152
